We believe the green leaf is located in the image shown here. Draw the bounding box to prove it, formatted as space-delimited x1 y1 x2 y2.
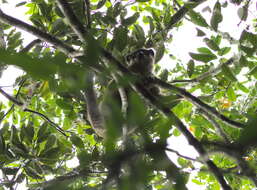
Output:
44 134 57 150
0 132 5 154
155 43 165 62
0 50 57 79
113 2 122 17
77 150 92 166
159 69 169 81
187 59 195 77
189 52 217 62
37 123 50 143
10 125 20 145
221 64 237 81
136 0 151 2
177 157 190 168
240 30 257 48
96 0 107 9
210 1 223 31
2 167 19 175
173 128 181 136
40 147 60 159
237 82 249 93
24 166 42 179
218 47 231 56
122 12 140 26
237 6 248 21
113 27 128 51
134 24 145 42
188 10 209 27
147 16 155 34
227 87 236 101
213 35 222 46
197 47 213 54
240 45 256 57
51 19 67 36
238 115 257 147
127 92 147 127
204 38 220 51
196 28 206 37
16 2 26 7
22 125 34 144
70 134 84 149
247 66 257 78
151 9 160 22
56 99 73 110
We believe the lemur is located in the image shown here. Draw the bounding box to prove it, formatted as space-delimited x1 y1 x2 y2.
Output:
84 48 158 138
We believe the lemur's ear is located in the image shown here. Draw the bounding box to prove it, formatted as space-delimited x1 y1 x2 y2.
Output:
126 54 132 62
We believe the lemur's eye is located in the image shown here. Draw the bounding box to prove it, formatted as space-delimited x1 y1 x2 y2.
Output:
138 50 145 57
148 49 154 56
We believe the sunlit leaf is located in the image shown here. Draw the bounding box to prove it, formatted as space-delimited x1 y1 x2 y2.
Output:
122 12 140 26
189 52 217 62
188 10 209 27
187 59 195 77
70 134 84 149
210 1 223 31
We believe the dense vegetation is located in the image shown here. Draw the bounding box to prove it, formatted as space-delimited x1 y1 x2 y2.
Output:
0 0 256 189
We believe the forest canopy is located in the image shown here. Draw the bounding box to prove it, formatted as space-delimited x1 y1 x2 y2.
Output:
0 0 256 190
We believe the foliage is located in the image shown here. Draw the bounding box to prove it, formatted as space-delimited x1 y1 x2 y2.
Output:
0 0 256 189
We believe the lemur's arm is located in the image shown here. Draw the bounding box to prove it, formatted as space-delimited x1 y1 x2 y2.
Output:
84 72 106 137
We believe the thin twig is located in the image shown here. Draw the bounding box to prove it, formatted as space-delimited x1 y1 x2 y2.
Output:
23 108 67 137
56 0 87 42
165 147 202 163
0 88 67 136
20 39 41 53
0 79 26 124
0 88 23 106
84 0 91 28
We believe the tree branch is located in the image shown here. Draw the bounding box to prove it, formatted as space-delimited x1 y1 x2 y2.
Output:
190 58 235 83
84 0 91 28
20 39 41 53
0 79 25 124
166 0 207 29
130 82 232 189
0 88 67 136
151 77 245 129
165 147 202 163
200 110 231 143
0 9 75 55
56 0 86 41
0 88 24 106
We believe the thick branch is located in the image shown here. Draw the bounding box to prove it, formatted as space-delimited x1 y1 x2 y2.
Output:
166 0 207 29
56 0 86 41
0 9 75 55
84 0 91 28
131 82 231 190
200 110 231 143
20 39 41 53
152 77 245 129
190 58 235 83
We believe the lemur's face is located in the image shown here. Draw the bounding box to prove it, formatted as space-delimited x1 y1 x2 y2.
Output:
126 49 155 66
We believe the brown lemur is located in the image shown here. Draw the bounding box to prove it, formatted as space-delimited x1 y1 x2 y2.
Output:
84 48 159 138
